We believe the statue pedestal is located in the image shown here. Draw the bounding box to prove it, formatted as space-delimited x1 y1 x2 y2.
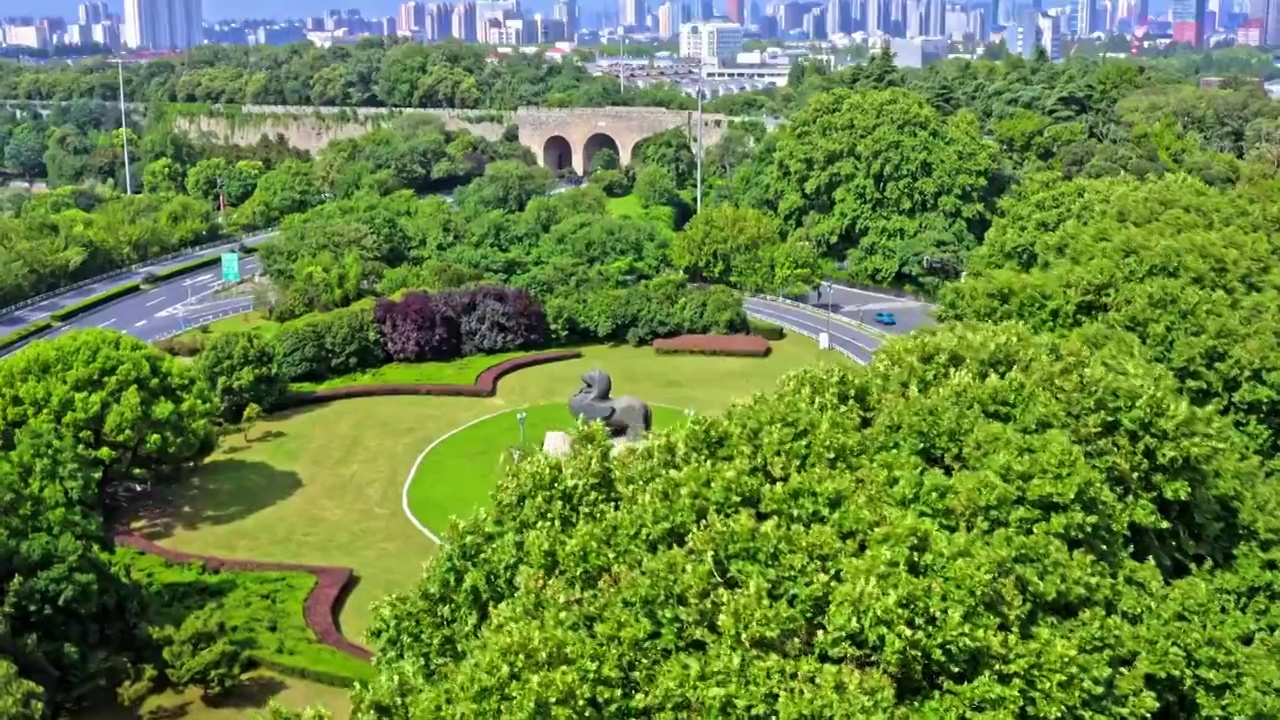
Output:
542 431 573 458
542 432 642 458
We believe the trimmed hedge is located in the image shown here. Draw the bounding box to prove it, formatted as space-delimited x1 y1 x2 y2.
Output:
278 349 582 409
252 653 372 689
50 282 142 322
143 254 220 284
748 318 786 341
114 531 373 663
0 318 55 351
653 334 772 357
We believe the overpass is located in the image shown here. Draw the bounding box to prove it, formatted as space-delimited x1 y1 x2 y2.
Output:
4 100 735 170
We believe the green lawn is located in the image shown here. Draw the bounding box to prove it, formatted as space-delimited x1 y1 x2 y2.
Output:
606 193 644 218
122 337 845 717
289 350 534 392
77 670 351 720
407 402 688 535
181 311 281 340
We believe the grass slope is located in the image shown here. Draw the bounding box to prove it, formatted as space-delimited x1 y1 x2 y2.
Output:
407 402 689 535
123 338 842 716
289 350 534 392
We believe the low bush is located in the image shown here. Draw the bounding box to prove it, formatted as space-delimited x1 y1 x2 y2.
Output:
114 533 372 671
653 334 772 357
155 334 205 357
144 254 220 284
374 286 548 363
0 318 54 351
50 282 142 322
748 318 786 341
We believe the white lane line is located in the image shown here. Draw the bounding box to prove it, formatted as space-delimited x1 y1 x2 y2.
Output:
145 296 165 306
182 274 214 286
148 288 163 294
97 318 116 328
133 320 147 327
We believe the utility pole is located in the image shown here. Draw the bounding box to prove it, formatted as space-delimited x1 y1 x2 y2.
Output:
696 79 704 214
618 34 625 93
113 58 132 195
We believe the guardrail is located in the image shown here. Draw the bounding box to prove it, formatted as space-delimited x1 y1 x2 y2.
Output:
745 310 858 363
749 292 891 340
0 228 277 320
153 303 256 342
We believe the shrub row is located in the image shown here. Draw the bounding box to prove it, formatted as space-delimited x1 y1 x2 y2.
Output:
748 318 786 341
0 318 54 351
545 280 748 347
653 334 772 357
374 286 549 363
278 350 582 409
277 301 386 383
114 531 373 664
143 254 220 284
50 281 142 322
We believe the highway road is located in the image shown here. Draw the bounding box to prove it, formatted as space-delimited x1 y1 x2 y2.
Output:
0 232 274 336
744 297 883 364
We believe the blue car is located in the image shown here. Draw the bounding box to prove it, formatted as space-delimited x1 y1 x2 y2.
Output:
873 312 897 326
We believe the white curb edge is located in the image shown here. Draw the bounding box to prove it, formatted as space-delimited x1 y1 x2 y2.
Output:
401 402 691 545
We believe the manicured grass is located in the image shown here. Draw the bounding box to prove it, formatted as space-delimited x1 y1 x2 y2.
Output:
407 402 689 535
606 193 644 218
123 337 844 714
289 350 533 392
75 670 351 720
201 311 281 338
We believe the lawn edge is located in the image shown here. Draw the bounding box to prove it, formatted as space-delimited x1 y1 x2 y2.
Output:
277 349 584 408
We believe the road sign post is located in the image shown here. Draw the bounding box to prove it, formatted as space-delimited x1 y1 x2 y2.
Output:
220 253 241 283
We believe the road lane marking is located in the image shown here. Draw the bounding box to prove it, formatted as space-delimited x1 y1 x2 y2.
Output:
97 319 116 328
182 274 214 286
145 296 165 306
148 288 163 294
134 320 147 327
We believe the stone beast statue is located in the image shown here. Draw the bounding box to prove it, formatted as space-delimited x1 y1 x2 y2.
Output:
569 369 652 441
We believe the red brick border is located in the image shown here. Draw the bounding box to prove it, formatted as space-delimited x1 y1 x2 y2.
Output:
115 530 372 662
277 350 584 408
111 349 587 665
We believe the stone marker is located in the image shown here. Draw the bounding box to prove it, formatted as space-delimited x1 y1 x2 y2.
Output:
542 431 573 458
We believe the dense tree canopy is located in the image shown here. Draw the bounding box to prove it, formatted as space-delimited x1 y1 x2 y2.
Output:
359 322 1280 716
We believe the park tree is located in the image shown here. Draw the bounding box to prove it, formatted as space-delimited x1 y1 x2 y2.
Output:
0 658 44 720
0 330 218 503
672 204 820 294
0 423 145 713
357 321 1280 717
185 157 231 205
632 165 680 208
631 128 696 187
143 157 185 194
769 87 998 283
941 173 1280 459
196 331 288 421
4 125 46 179
240 403 263 443
455 160 555 216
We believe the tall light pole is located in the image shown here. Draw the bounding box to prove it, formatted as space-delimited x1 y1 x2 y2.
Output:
113 58 132 195
695 78 704 214
617 34 625 93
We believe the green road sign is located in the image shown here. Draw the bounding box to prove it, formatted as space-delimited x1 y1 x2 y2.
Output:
220 252 240 283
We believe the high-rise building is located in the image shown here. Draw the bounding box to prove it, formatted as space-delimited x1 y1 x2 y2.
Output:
620 0 646 26
1170 0 1206 44
866 0 885 32
398 1 426 35
658 0 685 37
123 0 203 50
925 0 943 33
826 0 851 34
727 0 745 23
554 0 578 37
1077 0 1095 33
425 2 452 38
78 1 110 25
1263 0 1280 45
678 20 744 59
451 0 478 39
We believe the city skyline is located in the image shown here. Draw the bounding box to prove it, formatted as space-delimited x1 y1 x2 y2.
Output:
3 0 598 21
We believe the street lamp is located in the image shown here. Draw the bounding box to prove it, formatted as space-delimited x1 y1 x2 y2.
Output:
695 78 704 214
516 410 528 446
113 58 132 194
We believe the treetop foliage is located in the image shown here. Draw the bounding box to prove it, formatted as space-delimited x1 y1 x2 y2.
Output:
360 322 1280 717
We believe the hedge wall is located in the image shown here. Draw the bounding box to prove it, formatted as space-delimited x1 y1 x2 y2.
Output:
49 282 142 322
144 255 220 284
0 319 54 351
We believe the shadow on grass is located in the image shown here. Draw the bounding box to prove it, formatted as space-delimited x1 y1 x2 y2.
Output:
129 459 303 541
202 674 288 710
